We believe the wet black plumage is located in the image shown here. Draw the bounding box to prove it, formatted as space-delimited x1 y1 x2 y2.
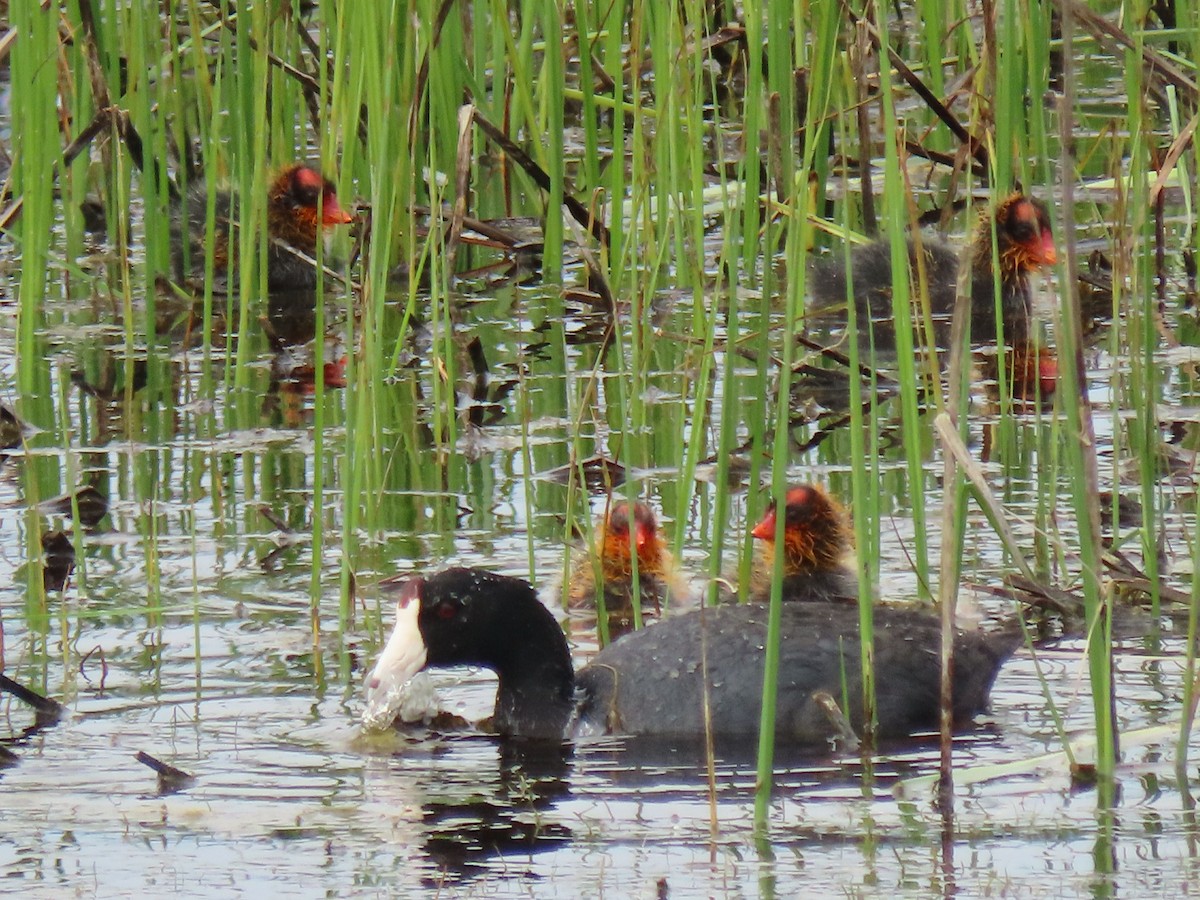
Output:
364 567 1019 745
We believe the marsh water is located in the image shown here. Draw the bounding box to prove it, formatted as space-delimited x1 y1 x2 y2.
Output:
3 16 1200 900
0 207 1197 897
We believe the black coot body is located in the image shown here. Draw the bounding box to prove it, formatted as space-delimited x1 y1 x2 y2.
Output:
363 567 1018 746
578 602 1013 740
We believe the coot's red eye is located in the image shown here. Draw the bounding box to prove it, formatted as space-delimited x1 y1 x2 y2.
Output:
436 600 459 620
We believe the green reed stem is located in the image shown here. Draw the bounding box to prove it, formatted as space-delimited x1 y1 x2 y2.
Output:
754 0 840 829
540 0 565 279
1055 4 1116 780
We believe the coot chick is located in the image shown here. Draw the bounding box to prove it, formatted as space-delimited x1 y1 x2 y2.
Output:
746 484 858 603
362 567 1018 744
812 193 1057 343
565 500 689 641
172 164 354 292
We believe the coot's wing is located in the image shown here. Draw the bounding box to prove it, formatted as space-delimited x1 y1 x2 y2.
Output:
575 603 1017 744
577 604 869 744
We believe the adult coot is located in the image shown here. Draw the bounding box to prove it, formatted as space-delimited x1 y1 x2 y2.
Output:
564 500 689 641
746 484 858 603
811 192 1056 342
363 567 1018 744
172 163 354 292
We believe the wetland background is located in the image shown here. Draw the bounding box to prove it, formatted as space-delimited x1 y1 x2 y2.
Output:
1 0 1199 896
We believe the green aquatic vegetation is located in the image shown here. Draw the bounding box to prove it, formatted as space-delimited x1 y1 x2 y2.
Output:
2 3 1198 860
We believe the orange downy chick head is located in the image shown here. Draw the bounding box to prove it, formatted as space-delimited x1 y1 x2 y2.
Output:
751 484 852 573
268 165 354 247
600 501 662 575
995 193 1056 273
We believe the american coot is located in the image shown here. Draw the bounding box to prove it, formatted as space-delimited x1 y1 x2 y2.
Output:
362 567 1019 744
565 500 689 641
746 484 858 603
811 192 1057 342
172 164 354 292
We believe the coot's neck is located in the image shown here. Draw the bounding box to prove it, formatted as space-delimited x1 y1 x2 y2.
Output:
779 567 858 602
971 235 1032 310
775 540 847 579
487 598 577 741
267 204 319 255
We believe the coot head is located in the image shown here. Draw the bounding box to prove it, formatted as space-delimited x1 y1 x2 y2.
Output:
364 568 575 739
602 500 658 559
566 500 688 641
269 165 354 233
991 193 1057 272
746 484 858 604
264 165 354 289
752 485 852 570
970 193 1056 313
